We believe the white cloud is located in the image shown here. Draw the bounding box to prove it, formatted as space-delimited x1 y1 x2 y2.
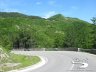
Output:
43 11 57 19
0 8 19 12
0 1 18 12
36 2 42 5
0 8 25 13
0 8 28 15
48 1 55 5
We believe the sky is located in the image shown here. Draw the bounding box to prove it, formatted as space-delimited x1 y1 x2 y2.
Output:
0 0 96 22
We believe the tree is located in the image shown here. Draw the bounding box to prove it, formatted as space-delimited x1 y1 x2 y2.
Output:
91 17 96 25
0 12 94 50
64 21 93 48
91 17 96 48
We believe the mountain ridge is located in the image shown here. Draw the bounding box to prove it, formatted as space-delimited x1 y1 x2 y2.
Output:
0 12 89 23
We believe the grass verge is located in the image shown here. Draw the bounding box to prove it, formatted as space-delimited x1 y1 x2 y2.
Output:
0 54 40 72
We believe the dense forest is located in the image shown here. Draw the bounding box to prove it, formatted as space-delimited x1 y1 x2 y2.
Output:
0 12 96 50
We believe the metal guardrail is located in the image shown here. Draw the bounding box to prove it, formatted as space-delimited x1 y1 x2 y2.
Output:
80 48 96 54
13 47 78 51
12 48 96 54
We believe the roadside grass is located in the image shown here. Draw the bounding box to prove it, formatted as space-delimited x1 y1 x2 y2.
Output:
0 54 40 72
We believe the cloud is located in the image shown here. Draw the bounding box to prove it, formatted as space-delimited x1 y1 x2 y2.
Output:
0 8 19 12
43 11 57 19
48 1 55 5
0 1 15 12
0 0 26 13
0 1 14 12
36 2 42 5
0 8 28 15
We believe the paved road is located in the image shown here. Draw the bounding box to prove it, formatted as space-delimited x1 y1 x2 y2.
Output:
12 51 96 72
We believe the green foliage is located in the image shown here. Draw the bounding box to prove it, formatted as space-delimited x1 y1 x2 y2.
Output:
0 12 42 19
64 21 93 48
48 14 65 21
91 17 96 48
0 12 95 50
0 54 40 71
91 17 96 25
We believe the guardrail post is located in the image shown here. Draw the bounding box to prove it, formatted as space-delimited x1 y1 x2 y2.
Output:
78 48 81 52
43 48 45 51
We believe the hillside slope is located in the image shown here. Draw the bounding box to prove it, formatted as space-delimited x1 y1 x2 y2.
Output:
0 12 95 50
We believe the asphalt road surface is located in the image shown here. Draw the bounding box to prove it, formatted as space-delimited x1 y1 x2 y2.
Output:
12 51 96 72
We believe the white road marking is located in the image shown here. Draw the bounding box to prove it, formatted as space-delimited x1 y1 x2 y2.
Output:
70 63 75 70
70 60 88 70
80 63 88 68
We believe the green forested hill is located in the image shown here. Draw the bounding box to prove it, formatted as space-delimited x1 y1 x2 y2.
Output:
0 12 42 19
0 12 96 50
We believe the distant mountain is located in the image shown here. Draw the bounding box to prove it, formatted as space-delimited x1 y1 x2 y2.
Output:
48 14 65 21
0 12 42 19
0 12 27 18
0 12 87 22
48 14 87 23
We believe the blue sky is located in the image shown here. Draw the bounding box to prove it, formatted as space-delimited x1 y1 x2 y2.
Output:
0 0 96 22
